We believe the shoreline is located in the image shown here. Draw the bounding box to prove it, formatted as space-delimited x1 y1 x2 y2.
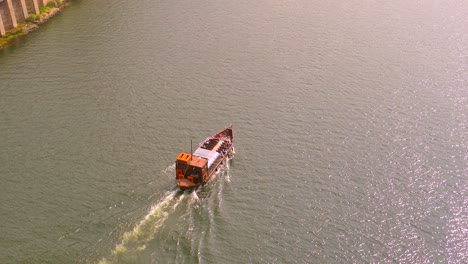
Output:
0 1 70 51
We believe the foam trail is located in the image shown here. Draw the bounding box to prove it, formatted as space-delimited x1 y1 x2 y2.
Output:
191 190 200 204
219 156 234 207
225 157 231 183
217 170 225 208
162 163 175 175
99 190 183 264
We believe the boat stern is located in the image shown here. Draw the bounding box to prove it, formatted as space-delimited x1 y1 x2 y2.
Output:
176 178 198 190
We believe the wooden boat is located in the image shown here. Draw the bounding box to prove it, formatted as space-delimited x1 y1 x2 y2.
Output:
176 126 234 190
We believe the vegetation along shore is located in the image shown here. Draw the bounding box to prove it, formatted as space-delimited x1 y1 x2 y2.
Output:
0 0 70 50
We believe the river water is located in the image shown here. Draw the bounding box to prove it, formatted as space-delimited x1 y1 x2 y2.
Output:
0 0 466 263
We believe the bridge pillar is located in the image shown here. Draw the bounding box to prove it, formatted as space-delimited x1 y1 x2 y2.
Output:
20 0 29 19
0 14 6 36
32 0 39 14
5 0 18 28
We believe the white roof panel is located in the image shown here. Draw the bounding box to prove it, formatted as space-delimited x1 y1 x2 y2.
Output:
193 148 220 168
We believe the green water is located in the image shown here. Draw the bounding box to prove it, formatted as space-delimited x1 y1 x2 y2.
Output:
0 0 466 263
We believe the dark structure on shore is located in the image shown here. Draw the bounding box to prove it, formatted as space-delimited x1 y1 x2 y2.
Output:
0 0 52 36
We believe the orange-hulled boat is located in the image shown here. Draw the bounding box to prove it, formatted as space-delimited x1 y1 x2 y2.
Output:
175 126 234 190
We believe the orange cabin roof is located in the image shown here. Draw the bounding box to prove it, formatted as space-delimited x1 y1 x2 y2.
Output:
190 156 207 168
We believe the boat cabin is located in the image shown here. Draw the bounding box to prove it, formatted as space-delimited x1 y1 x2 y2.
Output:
176 152 208 184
